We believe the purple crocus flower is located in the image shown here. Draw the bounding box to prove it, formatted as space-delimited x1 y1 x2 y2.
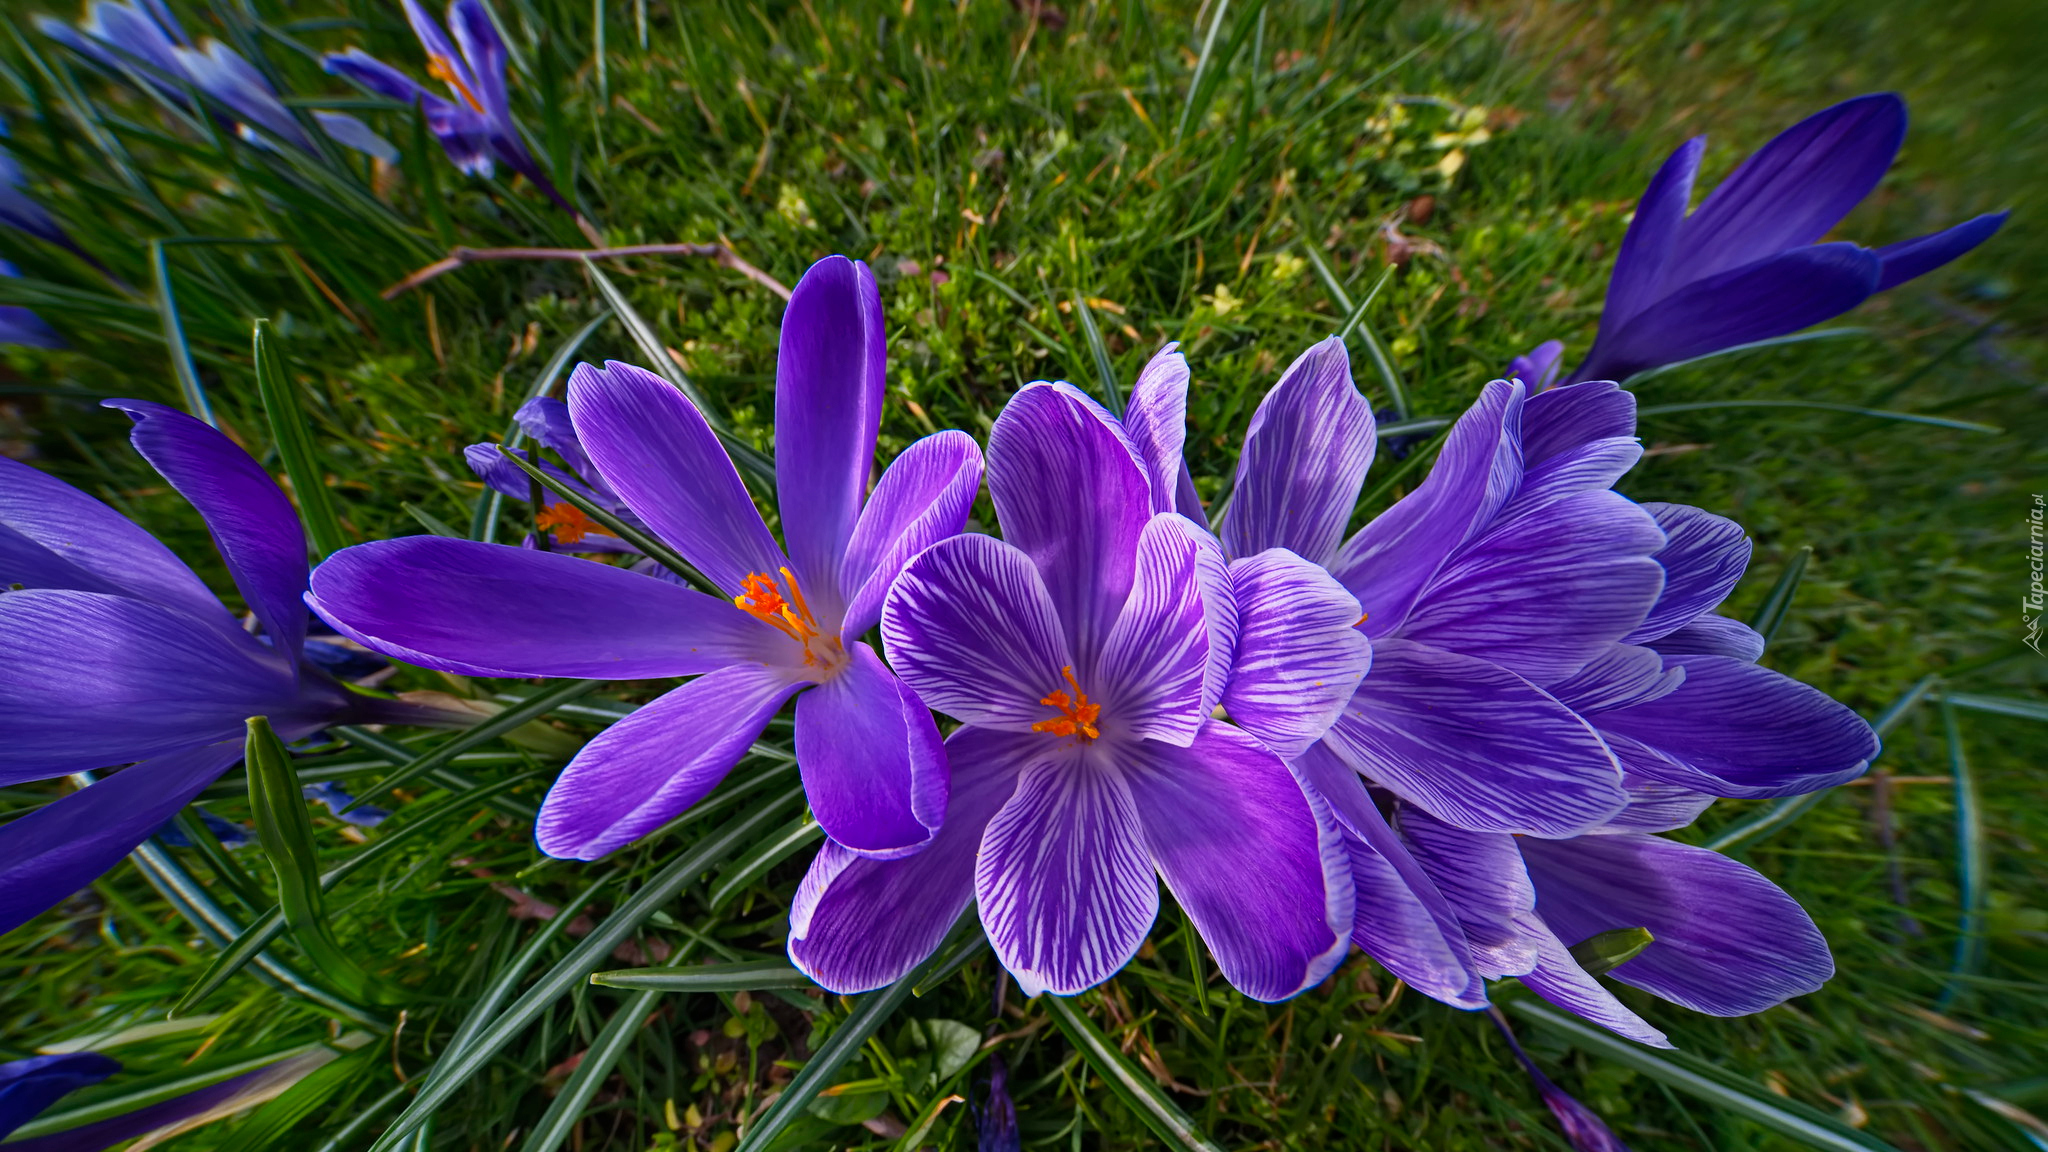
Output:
38 2 395 161
1487 1010 1631 1151
785 370 1360 1001
463 396 644 554
0 400 461 938
0 147 76 253
324 0 569 213
1385 800 1833 1048
0 1053 119 1139
308 256 982 861
1563 93 2005 385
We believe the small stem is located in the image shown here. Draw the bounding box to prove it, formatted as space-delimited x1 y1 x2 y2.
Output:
382 242 791 300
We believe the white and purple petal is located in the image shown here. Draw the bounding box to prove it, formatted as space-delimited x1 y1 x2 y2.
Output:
839 429 981 637
1396 806 1538 979
880 532 1073 731
1220 337 1375 568
1625 503 1750 645
1218 549 1372 760
1094 515 1226 747
1119 344 1199 517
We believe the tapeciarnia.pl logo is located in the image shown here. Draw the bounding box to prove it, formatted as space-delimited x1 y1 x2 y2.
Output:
2027 493 2045 657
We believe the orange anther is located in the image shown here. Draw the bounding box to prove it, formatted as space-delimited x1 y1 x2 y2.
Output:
535 502 612 546
426 55 487 114
1031 666 1100 741
733 568 844 671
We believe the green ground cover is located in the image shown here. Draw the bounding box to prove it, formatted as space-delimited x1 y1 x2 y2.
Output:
0 0 2042 1147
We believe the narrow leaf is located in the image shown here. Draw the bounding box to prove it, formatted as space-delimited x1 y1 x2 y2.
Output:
708 817 822 912
590 959 813 992
1937 695 1985 1010
1070 293 1122 416
1637 399 1999 435
1506 999 1907 1152
150 239 214 427
1043 995 1225 1152
735 970 918 1152
1568 927 1654 977
494 444 708 588
255 318 349 558
1944 693 2048 724
1748 545 1812 646
350 678 597 809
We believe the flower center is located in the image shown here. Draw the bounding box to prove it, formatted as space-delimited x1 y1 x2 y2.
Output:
735 567 844 671
426 54 487 114
1032 666 1101 741
535 502 613 546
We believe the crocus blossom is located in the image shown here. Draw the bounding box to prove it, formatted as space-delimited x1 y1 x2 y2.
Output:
324 0 569 211
1488 1010 1632 1151
309 256 981 862
0 400 462 939
39 1 395 161
464 395 645 554
0 1053 118 1140
786 374 1359 1002
1563 93 2005 385
0 261 62 349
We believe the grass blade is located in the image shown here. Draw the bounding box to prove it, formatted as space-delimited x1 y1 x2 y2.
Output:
255 318 349 558
348 678 596 809
151 239 214 426
590 959 813 991
1943 693 2048 724
245 717 393 1005
1623 328 1873 385
1937 694 1985 1010
363 788 802 1152
1637 400 1999 435
1506 999 1906 1152
735 969 918 1152
517 978 666 1152
1043 995 1225 1152
1748 545 1813 646
1070 293 1122 416
1335 264 1397 344
708 817 822 912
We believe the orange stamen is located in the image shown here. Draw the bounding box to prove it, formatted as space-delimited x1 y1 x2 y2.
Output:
535 502 613 546
733 567 843 670
1031 666 1101 741
426 55 487 114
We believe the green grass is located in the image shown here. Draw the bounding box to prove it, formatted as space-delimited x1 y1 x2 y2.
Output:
0 0 2043 1148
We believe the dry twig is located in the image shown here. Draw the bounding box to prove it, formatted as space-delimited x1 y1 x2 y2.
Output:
381 242 792 300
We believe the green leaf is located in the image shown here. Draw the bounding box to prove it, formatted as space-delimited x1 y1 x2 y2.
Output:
1944 693 2048 724
589 959 814 992
254 318 349 559
1567 927 1653 977
350 678 596 807
364 788 803 1152
1637 399 1999 435
907 1018 979 1082
1043 995 1224 1152
1070 293 1122 416
244 717 395 1006
911 920 990 998
709 817 823 911
1624 327 1873 385
1506 999 1907 1152
211 1045 382 1152
494 444 707 587
736 972 917 1152
150 239 214 427
326 725 538 820
1938 694 1986 1010
1749 545 1813 646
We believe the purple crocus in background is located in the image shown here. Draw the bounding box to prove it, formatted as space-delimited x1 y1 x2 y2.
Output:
1487 1010 1632 1151
1557 93 2005 385
787 377 1358 1002
0 1053 119 1140
310 256 982 861
463 395 645 554
38 2 395 161
0 400 463 939
0 261 63 349
325 0 574 216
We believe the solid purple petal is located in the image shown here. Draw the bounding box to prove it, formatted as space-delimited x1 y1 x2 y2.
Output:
0 590 294 779
776 256 885 607
1517 911 1673 1048
0 307 62 349
322 47 427 103
1506 339 1565 392
1673 94 1906 282
313 111 397 161
1591 654 1877 797
1396 806 1538 979
1399 490 1666 684
513 395 600 484
1220 337 1376 568
789 726 1030 993
1331 381 1523 636
1126 723 1352 1002
567 360 786 599
880 533 1073 731
1648 614 1766 662
175 40 309 150
1219 549 1372 760
986 382 1152 665
1521 833 1834 1016
0 455 226 627
1120 344 1193 515
106 399 311 663
840 430 981 637
1294 744 1485 1007
307 536 789 679
447 0 512 123
794 642 947 858
400 0 467 88
0 1053 121 1139
0 740 243 939
1598 136 1702 334
1319 638 1626 838
976 749 1156 997
1874 211 2008 292
1625 503 1749 644
1498 435 1642 522
1094 515 1225 747
1547 645 1683 714
1579 243 1882 384
535 665 803 860
1520 381 1638 465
